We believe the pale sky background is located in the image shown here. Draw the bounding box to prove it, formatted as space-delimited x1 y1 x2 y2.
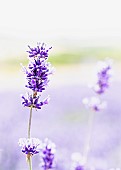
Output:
0 0 121 58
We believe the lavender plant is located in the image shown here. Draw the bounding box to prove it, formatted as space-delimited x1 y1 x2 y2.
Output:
83 59 113 111
39 138 56 170
18 43 54 170
93 59 113 95
82 58 113 167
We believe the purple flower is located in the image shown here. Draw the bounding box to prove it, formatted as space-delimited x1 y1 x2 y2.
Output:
18 138 42 155
82 97 107 112
39 138 56 170
21 43 54 109
27 43 52 59
93 59 113 94
23 52 53 93
22 94 50 109
83 59 113 112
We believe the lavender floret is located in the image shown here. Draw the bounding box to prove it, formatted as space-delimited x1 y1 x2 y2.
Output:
18 138 42 155
27 43 52 59
22 94 50 109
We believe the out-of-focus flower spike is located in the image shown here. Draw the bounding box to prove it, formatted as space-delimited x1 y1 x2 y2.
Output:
39 138 56 169
21 43 54 109
93 58 113 94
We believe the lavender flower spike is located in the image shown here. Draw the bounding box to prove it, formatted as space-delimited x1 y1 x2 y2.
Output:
39 138 56 170
25 60 53 93
24 54 53 93
24 43 53 93
21 43 54 109
18 138 42 156
93 59 113 94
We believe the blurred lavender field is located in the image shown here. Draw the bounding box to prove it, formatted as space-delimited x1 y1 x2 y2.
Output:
0 60 121 170
1 0 121 169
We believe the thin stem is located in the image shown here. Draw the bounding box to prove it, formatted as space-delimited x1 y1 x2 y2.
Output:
27 155 32 170
28 106 33 138
27 92 36 170
83 111 95 163
27 106 33 170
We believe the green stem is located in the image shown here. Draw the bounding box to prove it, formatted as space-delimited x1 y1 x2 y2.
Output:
28 106 33 139
83 111 95 164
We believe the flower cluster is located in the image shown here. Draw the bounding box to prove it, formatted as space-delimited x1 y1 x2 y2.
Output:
83 59 113 112
27 43 52 59
22 94 50 109
24 59 53 93
18 138 42 155
22 43 53 109
39 138 56 170
93 59 113 94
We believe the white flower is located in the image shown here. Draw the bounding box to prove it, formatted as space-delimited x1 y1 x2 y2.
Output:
82 96 107 111
18 138 42 155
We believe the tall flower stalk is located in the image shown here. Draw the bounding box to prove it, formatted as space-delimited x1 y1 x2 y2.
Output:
82 58 113 165
19 43 53 170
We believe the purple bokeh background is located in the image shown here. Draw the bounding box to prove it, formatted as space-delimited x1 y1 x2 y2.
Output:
0 63 121 170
